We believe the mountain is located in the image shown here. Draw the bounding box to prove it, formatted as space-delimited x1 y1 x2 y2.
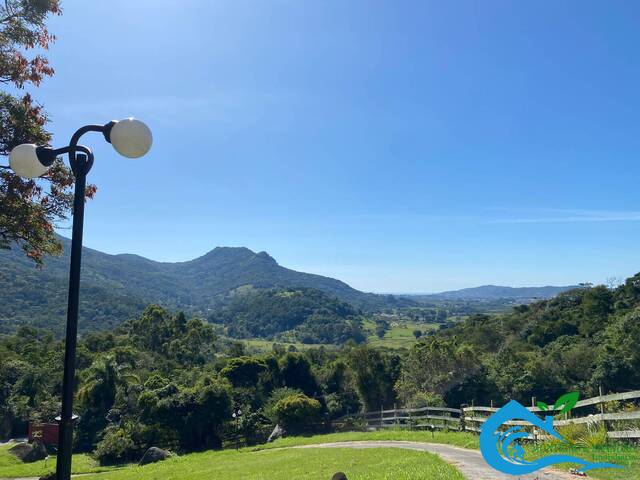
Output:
0 237 413 335
406 284 579 302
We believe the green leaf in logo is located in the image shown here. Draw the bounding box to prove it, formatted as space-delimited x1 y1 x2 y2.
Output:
536 401 549 412
554 392 580 416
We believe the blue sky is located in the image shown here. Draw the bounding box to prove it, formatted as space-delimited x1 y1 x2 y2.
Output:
30 0 640 293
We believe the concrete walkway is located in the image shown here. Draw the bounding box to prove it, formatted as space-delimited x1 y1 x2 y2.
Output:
292 441 578 480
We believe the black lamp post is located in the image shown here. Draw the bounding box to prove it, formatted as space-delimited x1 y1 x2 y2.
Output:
8 118 152 480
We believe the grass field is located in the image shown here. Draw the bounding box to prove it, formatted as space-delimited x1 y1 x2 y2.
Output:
241 338 331 353
81 448 464 480
363 319 438 349
239 318 443 353
0 442 113 478
1 430 637 480
528 440 640 480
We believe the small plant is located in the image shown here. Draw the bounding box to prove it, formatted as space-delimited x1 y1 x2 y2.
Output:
554 423 589 446
578 424 608 449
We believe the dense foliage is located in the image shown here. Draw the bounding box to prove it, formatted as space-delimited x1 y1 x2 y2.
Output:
0 304 400 463
210 288 366 344
397 274 640 407
2 274 639 464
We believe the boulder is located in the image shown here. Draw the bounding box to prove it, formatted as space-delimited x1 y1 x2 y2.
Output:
332 473 348 480
138 447 171 466
267 424 286 443
8 441 48 463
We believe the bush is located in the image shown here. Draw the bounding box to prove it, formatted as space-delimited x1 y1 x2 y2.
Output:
273 393 322 433
554 423 589 446
406 392 445 409
578 425 608 449
263 387 302 424
94 427 136 465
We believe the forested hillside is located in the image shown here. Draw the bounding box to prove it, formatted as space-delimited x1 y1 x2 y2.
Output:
1 274 639 463
209 288 366 344
397 273 640 407
0 237 413 335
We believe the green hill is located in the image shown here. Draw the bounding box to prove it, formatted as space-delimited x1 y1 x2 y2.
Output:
0 237 413 335
210 287 366 344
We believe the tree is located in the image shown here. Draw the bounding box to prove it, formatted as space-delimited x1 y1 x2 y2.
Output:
220 356 267 388
348 346 398 410
279 353 319 396
412 329 422 339
272 393 322 433
76 355 139 451
375 320 388 339
154 375 232 450
0 0 96 265
395 337 480 405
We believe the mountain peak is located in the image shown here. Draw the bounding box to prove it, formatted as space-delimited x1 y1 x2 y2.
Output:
255 251 277 263
196 247 278 266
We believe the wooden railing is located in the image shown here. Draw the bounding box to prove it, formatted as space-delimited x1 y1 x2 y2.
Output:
334 389 640 440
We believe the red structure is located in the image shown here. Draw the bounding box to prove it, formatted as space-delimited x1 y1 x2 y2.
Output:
28 423 59 445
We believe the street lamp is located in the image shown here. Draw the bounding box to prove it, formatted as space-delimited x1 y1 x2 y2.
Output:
232 408 242 451
8 118 152 480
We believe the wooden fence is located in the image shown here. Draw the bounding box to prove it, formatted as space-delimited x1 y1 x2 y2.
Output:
334 389 640 440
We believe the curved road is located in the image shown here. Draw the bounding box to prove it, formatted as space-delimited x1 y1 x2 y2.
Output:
291 441 577 480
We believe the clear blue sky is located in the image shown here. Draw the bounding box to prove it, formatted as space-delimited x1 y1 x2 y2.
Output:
34 0 640 293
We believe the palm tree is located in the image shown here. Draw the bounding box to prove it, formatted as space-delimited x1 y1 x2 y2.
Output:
77 355 139 415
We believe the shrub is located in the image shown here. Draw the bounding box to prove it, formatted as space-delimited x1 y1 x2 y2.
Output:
263 387 302 424
578 424 608 449
273 393 322 433
94 426 136 465
555 423 589 446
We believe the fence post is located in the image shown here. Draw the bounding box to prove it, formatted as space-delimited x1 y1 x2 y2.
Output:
459 404 466 432
599 386 607 433
394 403 398 427
380 404 383 430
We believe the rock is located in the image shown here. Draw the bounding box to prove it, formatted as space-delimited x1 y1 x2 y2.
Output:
8 441 48 463
138 447 171 466
267 424 286 443
332 473 348 480
39 473 56 480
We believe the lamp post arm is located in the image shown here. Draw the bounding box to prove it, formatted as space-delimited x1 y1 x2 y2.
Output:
69 123 114 154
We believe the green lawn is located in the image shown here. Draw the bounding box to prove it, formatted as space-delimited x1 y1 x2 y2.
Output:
80 448 463 480
528 441 640 480
0 442 114 478
0 433 471 480
2 430 637 480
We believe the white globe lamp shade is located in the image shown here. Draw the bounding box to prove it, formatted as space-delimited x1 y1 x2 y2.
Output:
109 118 152 158
9 144 50 178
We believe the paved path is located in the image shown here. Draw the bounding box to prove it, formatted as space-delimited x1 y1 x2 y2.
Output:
291 441 578 480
